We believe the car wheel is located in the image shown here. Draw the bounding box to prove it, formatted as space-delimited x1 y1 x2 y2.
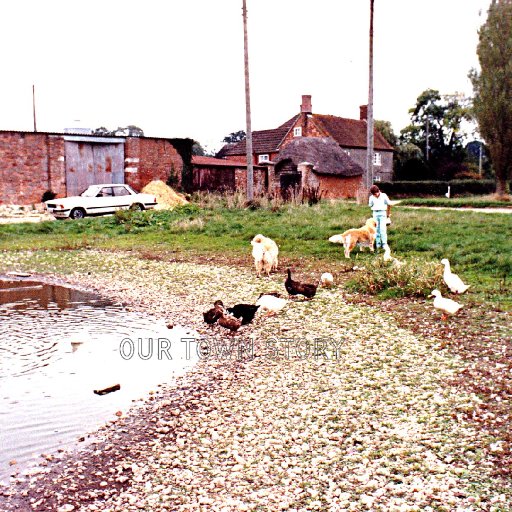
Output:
130 203 144 211
70 208 86 220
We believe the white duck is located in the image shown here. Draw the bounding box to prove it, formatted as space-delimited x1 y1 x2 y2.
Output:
255 294 287 316
429 289 463 320
383 245 404 268
441 258 470 294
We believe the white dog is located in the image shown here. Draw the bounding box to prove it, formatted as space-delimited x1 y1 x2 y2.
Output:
251 234 279 277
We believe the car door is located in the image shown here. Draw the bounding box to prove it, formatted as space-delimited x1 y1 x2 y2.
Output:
112 185 133 210
93 186 116 214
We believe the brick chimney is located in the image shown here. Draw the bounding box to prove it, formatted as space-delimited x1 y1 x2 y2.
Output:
359 105 368 120
301 95 312 114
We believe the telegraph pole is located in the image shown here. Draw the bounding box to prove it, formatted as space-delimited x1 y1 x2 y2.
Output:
242 0 254 201
366 0 374 189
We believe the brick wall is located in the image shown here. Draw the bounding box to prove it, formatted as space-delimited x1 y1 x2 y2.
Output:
0 132 66 205
316 175 362 199
0 131 185 205
234 168 267 195
124 138 183 192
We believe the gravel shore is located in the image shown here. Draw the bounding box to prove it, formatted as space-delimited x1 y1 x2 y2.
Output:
0 250 510 511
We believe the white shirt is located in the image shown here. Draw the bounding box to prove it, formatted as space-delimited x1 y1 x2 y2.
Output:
369 192 390 211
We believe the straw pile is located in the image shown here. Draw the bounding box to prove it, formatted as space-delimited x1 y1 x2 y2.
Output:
141 180 188 209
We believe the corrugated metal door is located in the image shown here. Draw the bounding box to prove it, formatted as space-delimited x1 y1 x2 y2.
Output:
65 142 124 196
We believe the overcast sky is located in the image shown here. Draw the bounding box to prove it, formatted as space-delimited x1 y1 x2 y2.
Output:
0 0 490 152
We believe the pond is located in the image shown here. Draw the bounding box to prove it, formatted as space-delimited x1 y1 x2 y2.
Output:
0 277 197 482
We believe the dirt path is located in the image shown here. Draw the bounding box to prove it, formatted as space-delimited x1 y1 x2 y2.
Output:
0 250 510 511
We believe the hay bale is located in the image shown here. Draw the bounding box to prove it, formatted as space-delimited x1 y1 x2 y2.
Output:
141 180 188 209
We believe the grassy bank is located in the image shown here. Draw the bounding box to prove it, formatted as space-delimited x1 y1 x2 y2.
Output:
1 199 511 308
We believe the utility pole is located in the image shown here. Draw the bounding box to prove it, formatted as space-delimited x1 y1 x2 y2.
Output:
366 0 374 189
242 0 254 201
32 84 37 132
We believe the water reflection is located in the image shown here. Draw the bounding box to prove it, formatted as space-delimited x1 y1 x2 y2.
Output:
0 277 197 482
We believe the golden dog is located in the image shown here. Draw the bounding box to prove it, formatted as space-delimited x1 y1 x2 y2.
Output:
329 218 377 259
251 234 279 276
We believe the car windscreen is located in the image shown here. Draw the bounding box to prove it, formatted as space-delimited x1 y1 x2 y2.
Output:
81 187 98 197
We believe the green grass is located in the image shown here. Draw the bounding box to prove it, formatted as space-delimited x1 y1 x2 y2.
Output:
1 200 511 308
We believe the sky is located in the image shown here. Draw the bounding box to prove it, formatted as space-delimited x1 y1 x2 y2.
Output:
0 0 491 153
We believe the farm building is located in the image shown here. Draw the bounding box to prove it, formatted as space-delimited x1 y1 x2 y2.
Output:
0 130 189 205
218 95 394 198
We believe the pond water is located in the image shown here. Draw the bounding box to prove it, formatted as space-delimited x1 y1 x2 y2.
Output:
0 277 198 482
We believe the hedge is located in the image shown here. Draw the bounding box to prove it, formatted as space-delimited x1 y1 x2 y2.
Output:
378 180 502 197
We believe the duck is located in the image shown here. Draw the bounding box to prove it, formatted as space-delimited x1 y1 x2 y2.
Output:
440 258 470 294
203 300 224 325
285 269 317 299
383 244 404 267
255 293 287 316
320 272 334 288
217 312 242 333
226 304 260 325
429 289 463 320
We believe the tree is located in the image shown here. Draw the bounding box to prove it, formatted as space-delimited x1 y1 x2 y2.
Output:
92 125 144 137
222 130 246 143
393 143 428 180
374 120 398 147
399 89 470 180
192 141 205 156
470 0 512 196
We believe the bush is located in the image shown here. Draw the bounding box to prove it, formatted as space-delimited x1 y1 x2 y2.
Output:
346 257 443 298
41 190 56 202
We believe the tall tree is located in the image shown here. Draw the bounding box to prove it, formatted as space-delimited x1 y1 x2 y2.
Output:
470 0 512 196
374 120 397 147
400 89 470 179
223 130 246 144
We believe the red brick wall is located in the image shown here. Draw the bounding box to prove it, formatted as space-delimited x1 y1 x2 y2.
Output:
279 114 329 150
0 132 66 205
124 138 183 192
317 175 362 199
234 168 267 195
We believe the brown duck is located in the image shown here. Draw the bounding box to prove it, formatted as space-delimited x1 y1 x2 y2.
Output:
203 300 224 325
285 268 317 299
217 312 242 333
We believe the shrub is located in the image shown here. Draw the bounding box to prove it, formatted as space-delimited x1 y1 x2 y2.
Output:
41 190 56 202
302 185 324 206
346 257 443 298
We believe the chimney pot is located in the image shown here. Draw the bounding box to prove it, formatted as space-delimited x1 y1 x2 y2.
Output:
301 95 312 114
359 105 368 120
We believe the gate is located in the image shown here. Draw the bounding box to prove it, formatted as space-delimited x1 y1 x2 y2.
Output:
276 159 301 200
65 139 125 196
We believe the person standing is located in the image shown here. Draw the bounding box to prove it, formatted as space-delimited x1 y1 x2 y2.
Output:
368 185 391 250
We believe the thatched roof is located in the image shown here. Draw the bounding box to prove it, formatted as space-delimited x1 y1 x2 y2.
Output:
274 137 364 177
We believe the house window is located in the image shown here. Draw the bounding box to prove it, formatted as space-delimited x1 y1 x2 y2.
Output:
258 154 269 163
374 175 382 182
373 152 382 166
293 127 302 137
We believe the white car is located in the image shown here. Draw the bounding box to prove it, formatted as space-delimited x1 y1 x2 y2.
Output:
45 184 157 220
